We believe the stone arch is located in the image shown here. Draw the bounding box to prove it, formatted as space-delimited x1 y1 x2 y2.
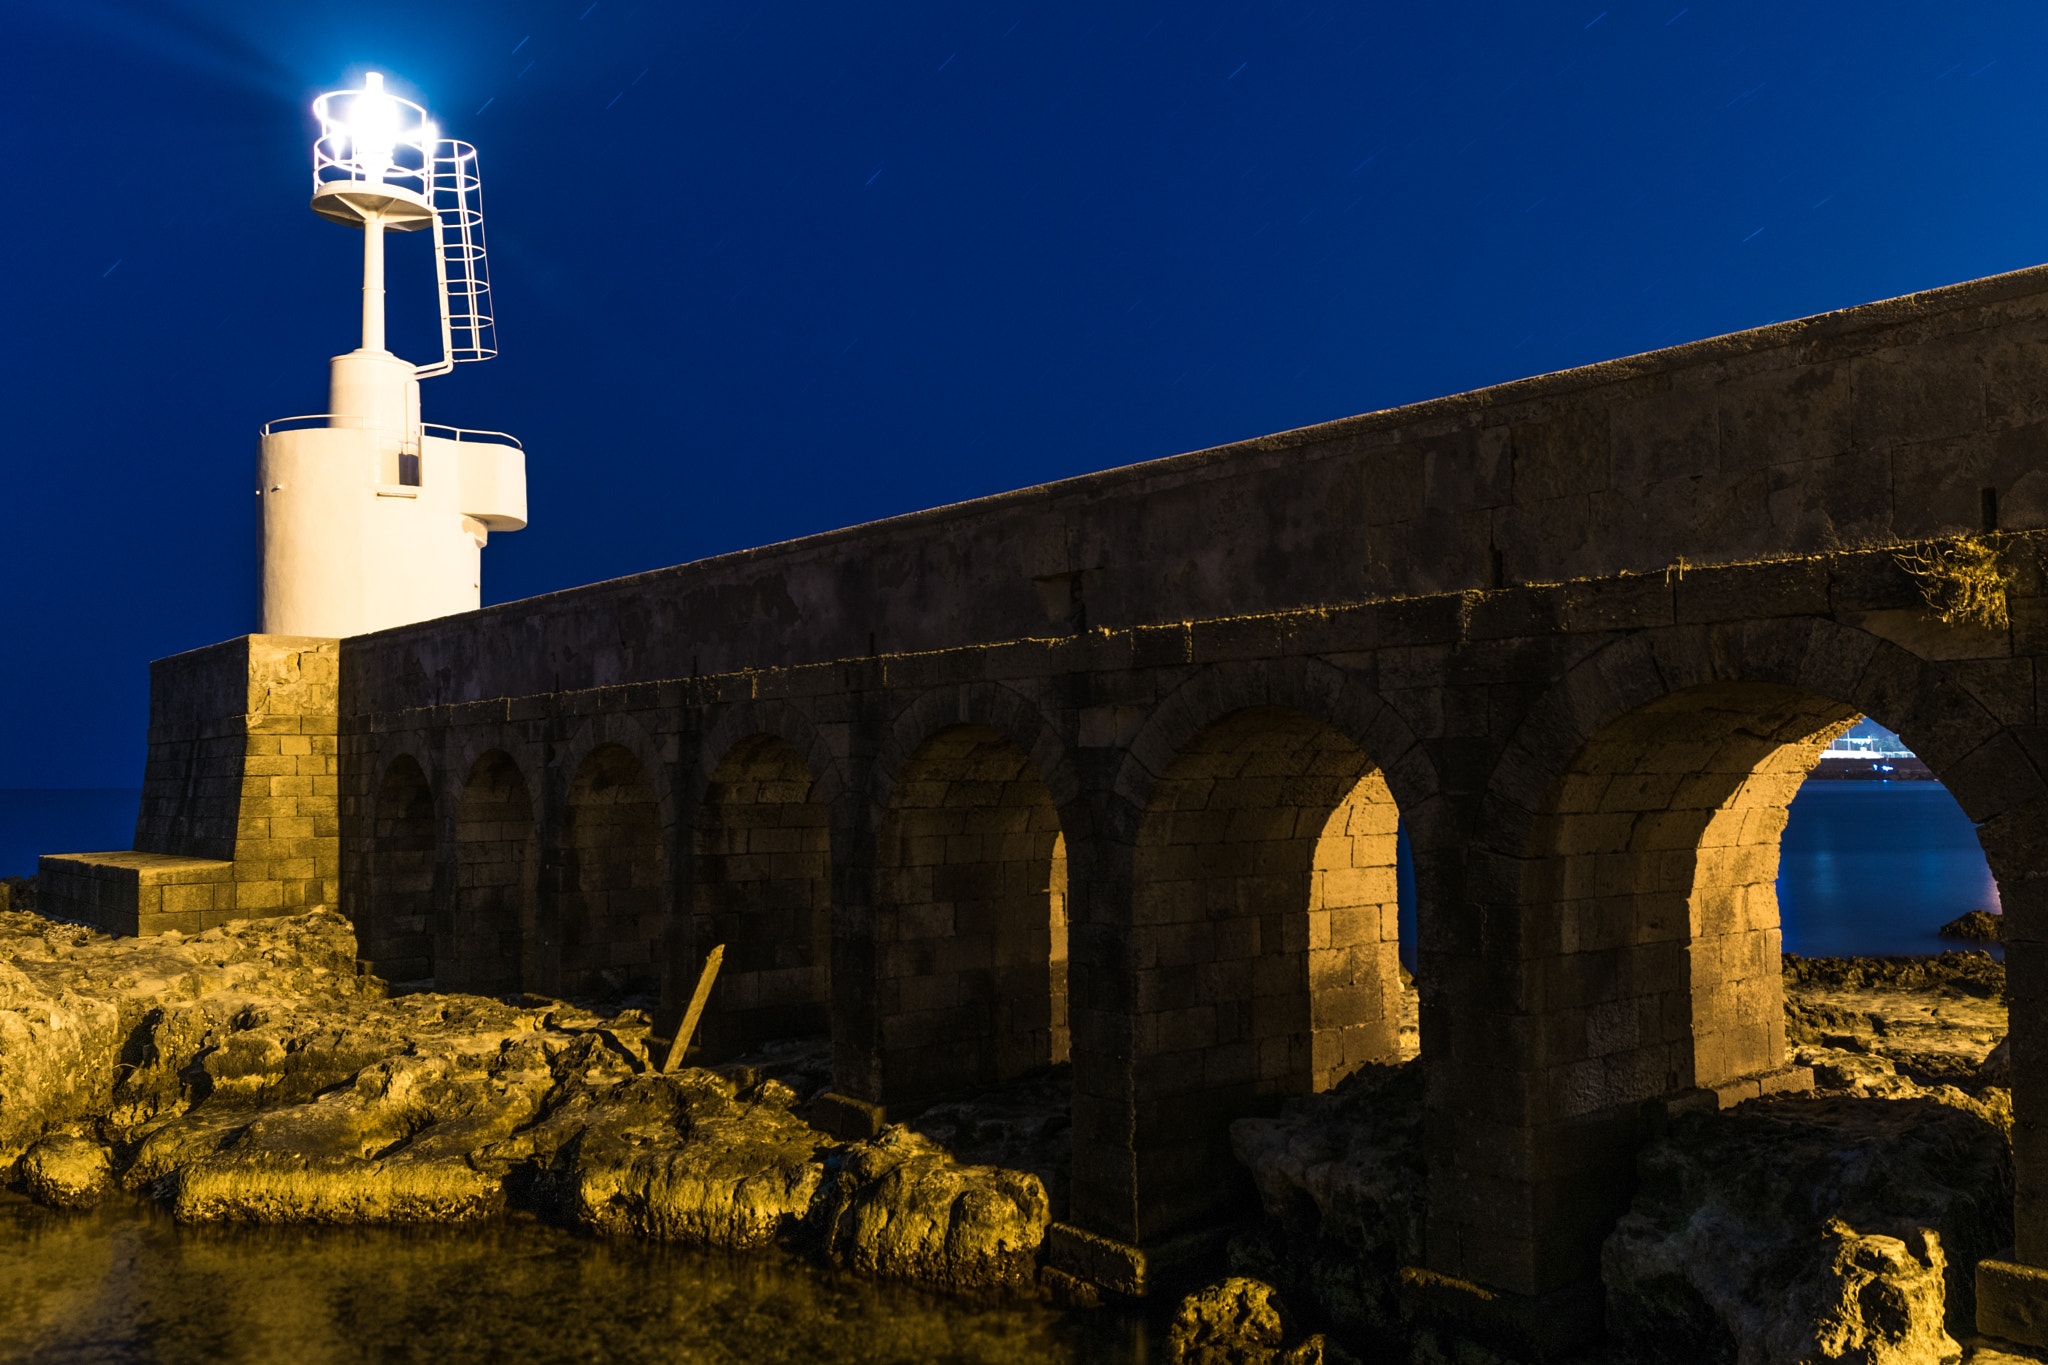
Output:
369 752 437 984
448 749 536 995
689 701 847 816
871 722 1069 1103
1439 616 2036 1296
870 681 1082 816
555 716 674 829
1111 658 1432 834
1127 704 1407 1238
691 732 833 1057
559 743 666 998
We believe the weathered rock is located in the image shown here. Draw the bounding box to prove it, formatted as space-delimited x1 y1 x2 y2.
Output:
1227 1062 1425 1349
908 1064 1073 1219
818 1126 1051 1292
1165 1278 1357 1365
531 1070 830 1248
1784 953 2007 1097
1938 911 2004 943
1604 1095 2009 1362
1784 953 2004 1000
18 1133 112 1208
0 908 379 1159
1168 1277 1287 1363
0 907 1059 1298
1811 1221 1957 1364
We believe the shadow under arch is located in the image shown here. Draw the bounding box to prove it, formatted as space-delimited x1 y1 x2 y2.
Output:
559 743 666 998
870 723 1068 1105
692 732 833 1058
449 749 536 996
1126 703 1407 1240
369 752 437 984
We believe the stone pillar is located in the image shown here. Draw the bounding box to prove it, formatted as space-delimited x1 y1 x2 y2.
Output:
1977 807 2048 1345
39 635 341 936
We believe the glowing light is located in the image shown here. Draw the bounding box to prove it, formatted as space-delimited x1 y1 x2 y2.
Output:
313 72 433 188
349 72 401 179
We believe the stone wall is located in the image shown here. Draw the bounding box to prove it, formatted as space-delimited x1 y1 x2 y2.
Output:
41 635 341 935
691 733 833 1055
339 265 2048 714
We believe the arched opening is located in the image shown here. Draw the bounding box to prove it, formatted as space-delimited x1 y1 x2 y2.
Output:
560 744 665 999
1522 682 1857 1115
874 725 1067 1103
1128 706 1404 1237
449 750 535 995
693 734 831 1057
1780 717 2000 957
1471 679 1861 1294
369 754 436 984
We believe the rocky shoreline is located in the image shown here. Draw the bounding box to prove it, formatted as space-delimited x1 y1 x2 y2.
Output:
0 907 1051 1298
0 900 2032 1363
1195 950 2021 1364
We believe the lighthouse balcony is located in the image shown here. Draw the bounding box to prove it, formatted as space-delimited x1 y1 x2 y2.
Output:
257 416 526 533
423 423 526 532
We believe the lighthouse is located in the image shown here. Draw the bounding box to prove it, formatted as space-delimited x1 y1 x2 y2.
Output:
257 72 527 638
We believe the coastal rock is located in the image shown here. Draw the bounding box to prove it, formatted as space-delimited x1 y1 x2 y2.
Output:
1783 953 2006 1090
19 1133 112 1208
1226 1062 1425 1347
1164 1278 1357 1365
1809 1221 1956 1364
533 1070 831 1249
1783 952 2003 1000
907 1064 1073 1219
0 908 378 1159
1603 1095 2009 1362
819 1126 1051 1293
1979 1038 2011 1087
0 908 1054 1297
1938 911 2003 943
159 1049 551 1224
131 1000 648 1225
1167 1277 1287 1362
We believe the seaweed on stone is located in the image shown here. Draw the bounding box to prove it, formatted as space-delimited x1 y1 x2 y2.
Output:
1895 535 2012 629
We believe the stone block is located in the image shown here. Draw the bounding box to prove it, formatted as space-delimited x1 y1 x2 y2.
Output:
1399 1264 1605 1362
1562 576 1674 633
1979 1256 2048 1348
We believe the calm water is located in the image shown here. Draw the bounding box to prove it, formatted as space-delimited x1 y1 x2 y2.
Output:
1777 782 2000 959
0 1195 1143 1365
1389 782 1995 964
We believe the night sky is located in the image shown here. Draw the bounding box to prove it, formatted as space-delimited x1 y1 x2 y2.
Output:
5 1 2045 787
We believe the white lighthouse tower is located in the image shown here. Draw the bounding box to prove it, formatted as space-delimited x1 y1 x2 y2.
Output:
258 72 527 638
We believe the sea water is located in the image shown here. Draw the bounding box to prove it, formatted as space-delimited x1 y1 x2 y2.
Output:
0 1194 1144 1365
1391 780 1998 965
1776 781 2000 959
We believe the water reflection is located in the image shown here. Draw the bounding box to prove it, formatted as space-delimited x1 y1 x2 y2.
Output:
0 1194 1143 1365
1777 783 2000 959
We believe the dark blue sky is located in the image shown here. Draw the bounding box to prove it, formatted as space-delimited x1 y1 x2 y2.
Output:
5 1 2044 786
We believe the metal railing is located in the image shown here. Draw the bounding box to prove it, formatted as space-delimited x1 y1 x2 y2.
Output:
258 415 521 451
423 422 521 449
